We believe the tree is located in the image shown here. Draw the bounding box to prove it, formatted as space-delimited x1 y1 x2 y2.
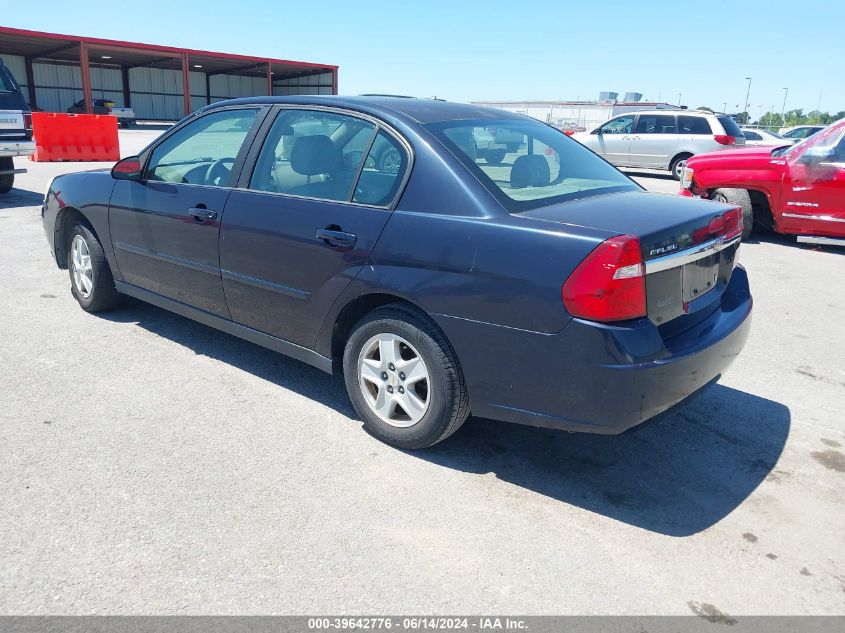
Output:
697 106 714 113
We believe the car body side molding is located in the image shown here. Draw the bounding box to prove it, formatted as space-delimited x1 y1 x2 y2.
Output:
115 281 333 374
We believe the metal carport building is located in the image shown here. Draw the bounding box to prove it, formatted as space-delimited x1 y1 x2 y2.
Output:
0 26 337 120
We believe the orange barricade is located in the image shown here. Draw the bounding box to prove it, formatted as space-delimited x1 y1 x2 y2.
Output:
30 112 120 162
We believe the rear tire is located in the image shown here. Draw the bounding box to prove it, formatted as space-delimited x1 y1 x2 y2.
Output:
67 222 122 312
343 305 470 449
670 153 693 181
711 188 753 239
0 157 13 193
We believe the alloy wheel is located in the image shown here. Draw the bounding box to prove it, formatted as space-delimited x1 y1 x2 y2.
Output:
357 333 430 427
71 234 94 298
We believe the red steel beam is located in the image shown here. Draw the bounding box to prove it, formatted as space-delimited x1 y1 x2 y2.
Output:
181 52 191 117
79 42 93 114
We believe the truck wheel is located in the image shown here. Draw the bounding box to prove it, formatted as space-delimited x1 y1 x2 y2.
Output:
67 221 122 312
0 157 13 193
670 154 693 180
711 188 753 239
343 304 470 449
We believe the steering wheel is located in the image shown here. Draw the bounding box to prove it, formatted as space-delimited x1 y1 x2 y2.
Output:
205 158 235 186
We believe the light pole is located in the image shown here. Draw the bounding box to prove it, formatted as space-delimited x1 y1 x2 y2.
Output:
780 88 788 126
744 77 752 122
723 101 728 113
678 92 682 106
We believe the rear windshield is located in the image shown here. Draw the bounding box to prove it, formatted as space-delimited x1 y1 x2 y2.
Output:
717 115 744 137
0 68 16 93
426 118 638 212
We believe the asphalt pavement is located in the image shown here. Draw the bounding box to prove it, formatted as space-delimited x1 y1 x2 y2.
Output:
1 130 843 615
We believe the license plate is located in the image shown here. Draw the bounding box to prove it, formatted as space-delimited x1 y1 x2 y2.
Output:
682 253 720 302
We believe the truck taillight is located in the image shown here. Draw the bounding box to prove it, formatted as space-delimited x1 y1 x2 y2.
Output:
23 112 33 140
713 135 736 145
562 235 646 322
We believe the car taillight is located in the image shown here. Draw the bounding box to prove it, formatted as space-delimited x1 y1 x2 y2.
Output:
23 112 33 140
563 130 575 136
691 207 743 243
562 235 646 322
713 135 736 145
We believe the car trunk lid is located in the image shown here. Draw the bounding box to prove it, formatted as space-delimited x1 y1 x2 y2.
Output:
520 191 742 325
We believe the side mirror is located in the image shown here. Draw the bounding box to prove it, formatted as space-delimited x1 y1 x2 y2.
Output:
592 128 601 135
112 156 142 181
798 146 835 166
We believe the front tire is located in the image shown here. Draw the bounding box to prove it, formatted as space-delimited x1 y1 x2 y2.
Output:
343 305 470 449
67 222 121 312
711 188 753 239
670 154 692 181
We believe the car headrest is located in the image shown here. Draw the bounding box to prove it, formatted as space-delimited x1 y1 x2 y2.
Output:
510 154 550 188
290 135 341 176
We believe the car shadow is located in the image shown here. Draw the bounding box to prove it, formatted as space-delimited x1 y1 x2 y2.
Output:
413 385 790 536
0 188 43 209
101 298 789 537
100 297 356 418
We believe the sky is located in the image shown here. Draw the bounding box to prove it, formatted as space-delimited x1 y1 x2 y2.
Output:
3 0 843 115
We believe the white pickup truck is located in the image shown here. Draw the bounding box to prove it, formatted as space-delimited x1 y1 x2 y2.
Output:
0 59 35 194
67 99 135 127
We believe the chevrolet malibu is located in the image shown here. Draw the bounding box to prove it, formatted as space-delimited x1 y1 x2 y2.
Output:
42 96 752 449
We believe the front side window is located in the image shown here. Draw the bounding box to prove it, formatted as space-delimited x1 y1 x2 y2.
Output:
145 109 258 187
599 115 634 134
250 110 376 202
635 114 676 134
428 118 638 211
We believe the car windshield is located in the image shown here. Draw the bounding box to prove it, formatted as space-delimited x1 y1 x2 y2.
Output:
426 118 638 211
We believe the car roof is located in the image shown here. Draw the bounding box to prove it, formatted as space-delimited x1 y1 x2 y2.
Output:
202 95 526 125
619 109 720 117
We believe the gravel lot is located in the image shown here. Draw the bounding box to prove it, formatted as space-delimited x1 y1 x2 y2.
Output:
1 130 844 616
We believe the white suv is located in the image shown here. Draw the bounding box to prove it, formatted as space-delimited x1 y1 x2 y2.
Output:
573 110 746 179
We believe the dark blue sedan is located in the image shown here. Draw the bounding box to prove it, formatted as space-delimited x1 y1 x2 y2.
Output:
42 96 752 449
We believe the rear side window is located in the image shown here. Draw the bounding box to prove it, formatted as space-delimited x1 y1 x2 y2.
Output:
353 130 408 206
678 115 712 134
743 130 761 140
635 114 676 134
250 110 375 202
717 115 744 137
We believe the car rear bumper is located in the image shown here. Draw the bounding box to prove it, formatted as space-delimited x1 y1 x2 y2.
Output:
436 266 752 434
0 139 35 158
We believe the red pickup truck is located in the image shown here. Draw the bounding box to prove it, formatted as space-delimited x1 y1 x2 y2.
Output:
680 119 845 246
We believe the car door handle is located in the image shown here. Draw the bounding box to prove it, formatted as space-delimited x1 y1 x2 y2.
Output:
316 228 357 248
188 207 217 222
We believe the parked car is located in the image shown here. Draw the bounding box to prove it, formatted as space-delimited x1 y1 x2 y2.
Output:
739 127 795 147
67 99 135 127
778 125 826 140
0 58 34 194
42 96 752 449
681 119 845 245
573 109 746 180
